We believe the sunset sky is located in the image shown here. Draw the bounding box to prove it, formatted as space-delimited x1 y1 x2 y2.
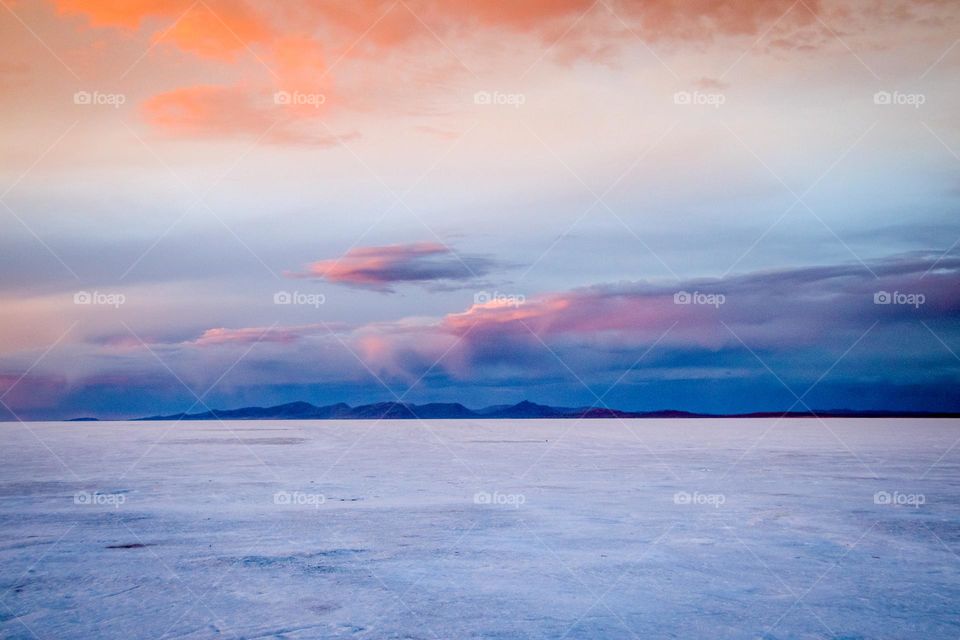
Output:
1 0 959 419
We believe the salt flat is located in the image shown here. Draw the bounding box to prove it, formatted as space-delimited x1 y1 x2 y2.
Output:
1 419 958 639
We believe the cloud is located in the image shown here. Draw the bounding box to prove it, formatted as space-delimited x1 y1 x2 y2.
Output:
443 251 960 348
288 242 497 292
4 252 958 417
141 84 355 145
190 251 960 386
158 1 272 61
52 0 958 144
192 325 310 346
0 372 67 411
628 0 821 41
54 0 185 29
55 0 272 59
188 323 351 346
51 0 832 102
297 0 826 52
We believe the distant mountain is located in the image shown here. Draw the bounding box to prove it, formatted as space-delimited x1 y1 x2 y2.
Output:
131 401 960 422
135 400 672 421
480 400 571 419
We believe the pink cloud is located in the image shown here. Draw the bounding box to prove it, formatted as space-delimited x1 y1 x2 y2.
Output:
279 253 960 374
289 242 496 292
47 252 951 409
192 324 323 346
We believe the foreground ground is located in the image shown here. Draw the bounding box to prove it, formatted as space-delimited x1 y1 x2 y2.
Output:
1 418 958 639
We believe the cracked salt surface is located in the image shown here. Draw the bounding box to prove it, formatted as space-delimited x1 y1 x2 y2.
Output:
1 419 958 639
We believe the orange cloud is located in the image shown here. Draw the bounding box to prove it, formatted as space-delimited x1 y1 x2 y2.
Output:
143 84 268 135
57 0 959 146
301 0 826 52
56 0 272 59
271 35 333 114
57 0 827 64
141 84 351 145
55 0 188 29
273 35 326 82
160 1 272 60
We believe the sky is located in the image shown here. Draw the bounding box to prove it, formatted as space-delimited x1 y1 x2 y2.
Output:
1 0 959 419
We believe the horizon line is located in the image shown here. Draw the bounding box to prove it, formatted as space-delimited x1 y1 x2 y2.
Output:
14 399 960 422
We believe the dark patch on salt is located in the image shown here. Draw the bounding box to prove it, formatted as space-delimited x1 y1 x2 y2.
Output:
105 543 152 549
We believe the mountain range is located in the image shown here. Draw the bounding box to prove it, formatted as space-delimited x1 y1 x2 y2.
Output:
118 400 960 422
